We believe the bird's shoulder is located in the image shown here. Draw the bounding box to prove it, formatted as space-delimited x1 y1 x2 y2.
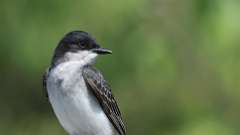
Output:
43 67 50 98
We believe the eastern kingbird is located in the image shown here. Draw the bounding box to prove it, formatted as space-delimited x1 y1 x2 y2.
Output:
43 31 126 135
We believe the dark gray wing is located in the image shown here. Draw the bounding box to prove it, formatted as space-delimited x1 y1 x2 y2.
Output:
42 68 49 98
82 65 126 135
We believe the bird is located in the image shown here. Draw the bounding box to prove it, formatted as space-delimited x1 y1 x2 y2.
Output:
43 31 126 135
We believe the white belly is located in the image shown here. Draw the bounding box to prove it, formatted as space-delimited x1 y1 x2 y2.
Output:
47 62 116 135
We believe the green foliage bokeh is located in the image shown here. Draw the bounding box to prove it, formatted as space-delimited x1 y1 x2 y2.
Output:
0 0 240 135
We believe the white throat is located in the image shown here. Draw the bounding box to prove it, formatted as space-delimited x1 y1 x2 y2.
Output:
64 50 98 66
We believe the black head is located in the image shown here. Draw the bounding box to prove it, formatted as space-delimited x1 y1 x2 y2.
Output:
51 31 112 66
57 31 111 54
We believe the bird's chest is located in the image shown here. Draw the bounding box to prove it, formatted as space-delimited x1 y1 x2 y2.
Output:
46 63 114 135
47 63 90 130
48 62 86 95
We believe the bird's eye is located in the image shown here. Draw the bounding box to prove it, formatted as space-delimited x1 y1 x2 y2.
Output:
78 40 88 48
78 43 84 48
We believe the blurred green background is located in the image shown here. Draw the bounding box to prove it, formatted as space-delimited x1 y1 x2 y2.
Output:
1 0 240 135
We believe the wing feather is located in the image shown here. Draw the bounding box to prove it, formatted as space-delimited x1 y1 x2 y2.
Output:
82 65 126 135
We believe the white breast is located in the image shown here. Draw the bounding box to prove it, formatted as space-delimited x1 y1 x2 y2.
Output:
47 61 117 135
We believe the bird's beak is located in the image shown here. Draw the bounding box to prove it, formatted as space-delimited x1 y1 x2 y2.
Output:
92 47 112 55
